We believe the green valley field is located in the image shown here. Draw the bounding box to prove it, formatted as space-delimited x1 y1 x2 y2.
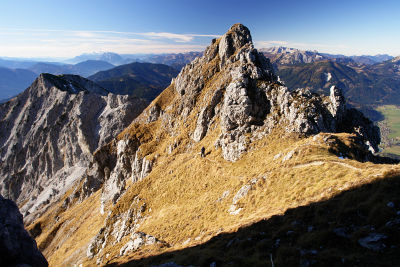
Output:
377 105 400 156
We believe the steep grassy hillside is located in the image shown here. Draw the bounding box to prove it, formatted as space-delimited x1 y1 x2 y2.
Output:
30 125 399 266
115 172 400 266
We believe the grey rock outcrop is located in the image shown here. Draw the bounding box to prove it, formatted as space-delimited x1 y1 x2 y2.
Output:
218 23 252 67
0 194 48 267
193 88 223 142
87 196 157 260
119 232 165 256
328 85 346 124
203 25 379 161
0 74 148 222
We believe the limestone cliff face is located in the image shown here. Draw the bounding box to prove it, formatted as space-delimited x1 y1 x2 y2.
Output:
0 74 147 222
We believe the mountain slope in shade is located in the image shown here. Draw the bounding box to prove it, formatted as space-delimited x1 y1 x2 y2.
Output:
88 62 179 101
25 24 400 267
0 67 37 100
0 194 48 266
0 58 38 69
277 59 400 106
0 74 148 222
28 60 115 77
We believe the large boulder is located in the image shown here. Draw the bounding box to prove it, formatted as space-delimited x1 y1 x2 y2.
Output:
0 194 48 266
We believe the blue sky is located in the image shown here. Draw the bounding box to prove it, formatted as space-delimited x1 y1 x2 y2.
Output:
0 0 399 58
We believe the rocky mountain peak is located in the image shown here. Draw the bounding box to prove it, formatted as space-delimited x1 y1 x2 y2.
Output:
218 23 252 66
0 73 147 222
37 73 109 95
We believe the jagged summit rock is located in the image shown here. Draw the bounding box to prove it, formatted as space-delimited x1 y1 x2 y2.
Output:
0 194 48 267
0 74 148 222
218 23 252 67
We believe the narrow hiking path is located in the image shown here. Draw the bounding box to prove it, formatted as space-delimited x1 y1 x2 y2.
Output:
293 160 362 171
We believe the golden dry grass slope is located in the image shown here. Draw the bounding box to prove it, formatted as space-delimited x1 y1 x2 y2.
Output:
27 24 400 266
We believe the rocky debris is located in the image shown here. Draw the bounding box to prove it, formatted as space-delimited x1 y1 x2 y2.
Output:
0 73 147 222
100 144 153 207
333 227 351 238
120 232 166 256
147 104 162 123
387 202 395 208
358 233 387 251
0 194 48 267
88 196 147 258
282 149 296 162
79 123 156 207
217 190 230 202
229 178 258 215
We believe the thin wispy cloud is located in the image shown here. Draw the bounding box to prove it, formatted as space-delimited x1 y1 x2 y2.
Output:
0 28 219 57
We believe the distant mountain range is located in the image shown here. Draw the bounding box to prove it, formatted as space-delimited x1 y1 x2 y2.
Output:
139 52 202 70
275 56 400 108
88 62 179 101
262 46 394 65
28 60 115 77
0 67 37 100
65 52 126 65
1 49 399 111
65 51 202 70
